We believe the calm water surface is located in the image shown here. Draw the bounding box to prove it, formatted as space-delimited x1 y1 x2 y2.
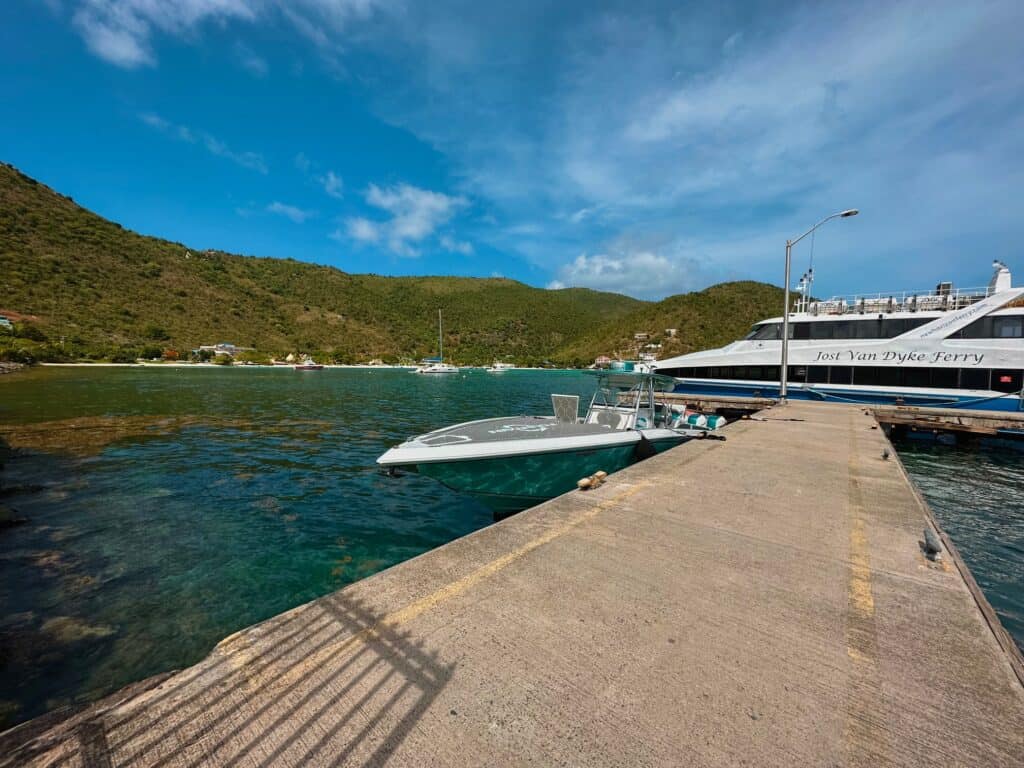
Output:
0 366 595 728
1 368 1022 729
894 436 1024 652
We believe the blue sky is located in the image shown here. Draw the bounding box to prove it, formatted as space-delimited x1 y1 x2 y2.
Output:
2 1 1022 300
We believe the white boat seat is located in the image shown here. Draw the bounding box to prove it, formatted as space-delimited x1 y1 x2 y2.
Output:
587 406 632 430
551 394 580 424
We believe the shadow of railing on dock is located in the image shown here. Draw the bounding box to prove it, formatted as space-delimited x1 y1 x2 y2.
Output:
13 590 453 768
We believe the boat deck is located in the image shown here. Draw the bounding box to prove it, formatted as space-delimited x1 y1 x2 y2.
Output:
3 401 1022 766
413 416 613 446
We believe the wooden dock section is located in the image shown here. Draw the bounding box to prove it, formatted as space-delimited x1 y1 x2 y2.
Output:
3 402 1023 766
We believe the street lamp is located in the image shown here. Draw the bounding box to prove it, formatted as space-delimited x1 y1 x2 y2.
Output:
779 208 859 402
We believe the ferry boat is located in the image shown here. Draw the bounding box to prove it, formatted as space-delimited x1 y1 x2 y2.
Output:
654 261 1024 412
378 372 709 513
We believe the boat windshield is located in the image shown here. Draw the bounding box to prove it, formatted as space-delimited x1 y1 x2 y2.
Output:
581 371 677 429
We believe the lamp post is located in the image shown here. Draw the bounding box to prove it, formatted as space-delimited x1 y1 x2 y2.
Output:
779 209 859 403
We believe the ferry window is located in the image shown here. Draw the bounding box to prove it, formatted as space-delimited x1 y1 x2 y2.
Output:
993 317 1024 338
809 324 834 340
930 368 958 389
903 368 930 388
788 366 807 382
791 323 810 340
852 367 873 385
832 321 853 340
960 368 989 390
881 317 931 337
855 320 884 339
992 370 1022 393
829 367 853 385
750 323 781 340
956 317 990 339
807 366 829 383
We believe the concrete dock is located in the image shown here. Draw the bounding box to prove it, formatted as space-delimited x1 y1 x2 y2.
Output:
3 401 1023 766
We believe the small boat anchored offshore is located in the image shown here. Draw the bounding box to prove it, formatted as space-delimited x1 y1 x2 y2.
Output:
377 371 721 513
414 310 459 374
294 356 323 371
485 361 516 372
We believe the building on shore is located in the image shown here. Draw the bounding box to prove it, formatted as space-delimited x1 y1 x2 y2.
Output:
192 343 254 358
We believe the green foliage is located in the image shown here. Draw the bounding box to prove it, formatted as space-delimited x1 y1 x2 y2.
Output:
12 322 46 342
555 281 786 363
142 323 170 341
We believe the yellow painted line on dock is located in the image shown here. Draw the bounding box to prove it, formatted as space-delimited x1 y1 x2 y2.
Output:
238 481 649 693
843 417 889 765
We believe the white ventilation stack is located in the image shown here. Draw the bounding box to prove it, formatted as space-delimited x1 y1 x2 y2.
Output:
990 260 1012 293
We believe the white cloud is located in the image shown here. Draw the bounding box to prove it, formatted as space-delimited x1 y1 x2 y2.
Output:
294 152 312 173
139 112 267 173
344 217 380 242
440 235 473 255
344 183 468 256
548 251 697 299
72 0 257 68
319 170 344 199
234 41 267 76
267 202 316 223
70 0 390 69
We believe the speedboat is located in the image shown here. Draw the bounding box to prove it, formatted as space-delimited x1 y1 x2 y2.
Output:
486 361 516 372
655 261 1024 412
377 371 713 513
294 356 324 371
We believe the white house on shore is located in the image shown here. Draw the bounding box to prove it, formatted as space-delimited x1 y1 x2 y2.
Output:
193 342 254 357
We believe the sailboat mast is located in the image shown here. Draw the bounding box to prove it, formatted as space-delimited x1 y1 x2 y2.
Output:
438 309 443 363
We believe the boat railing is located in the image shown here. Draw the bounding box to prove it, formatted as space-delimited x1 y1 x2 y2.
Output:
800 285 993 316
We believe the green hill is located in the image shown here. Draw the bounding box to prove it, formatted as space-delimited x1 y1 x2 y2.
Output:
0 163 641 365
0 162 784 366
554 281 785 363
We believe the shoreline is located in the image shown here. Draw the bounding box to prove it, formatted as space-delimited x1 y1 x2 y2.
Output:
35 362 577 371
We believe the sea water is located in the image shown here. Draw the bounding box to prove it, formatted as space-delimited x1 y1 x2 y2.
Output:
0 366 595 728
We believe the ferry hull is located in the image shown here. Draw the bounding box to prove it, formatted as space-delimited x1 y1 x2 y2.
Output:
669 379 1024 412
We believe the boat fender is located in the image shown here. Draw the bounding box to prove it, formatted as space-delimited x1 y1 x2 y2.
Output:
633 435 658 460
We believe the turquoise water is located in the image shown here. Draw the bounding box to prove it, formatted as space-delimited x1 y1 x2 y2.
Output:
0 366 596 728
1 368 1022 730
894 436 1024 653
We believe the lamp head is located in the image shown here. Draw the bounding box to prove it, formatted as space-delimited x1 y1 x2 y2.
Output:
840 209 859 217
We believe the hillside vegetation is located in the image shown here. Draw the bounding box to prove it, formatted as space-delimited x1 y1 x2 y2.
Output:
556 281 785 362
0 162 783 365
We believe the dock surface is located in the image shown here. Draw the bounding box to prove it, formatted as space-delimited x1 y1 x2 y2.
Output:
4 402 1023 766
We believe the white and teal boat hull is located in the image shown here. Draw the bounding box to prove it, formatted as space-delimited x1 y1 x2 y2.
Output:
378 415 692 513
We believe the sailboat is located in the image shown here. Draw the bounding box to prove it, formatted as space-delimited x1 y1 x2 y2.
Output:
415 310 459 374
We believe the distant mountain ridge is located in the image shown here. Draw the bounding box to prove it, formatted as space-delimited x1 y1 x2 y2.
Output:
0 162 783 365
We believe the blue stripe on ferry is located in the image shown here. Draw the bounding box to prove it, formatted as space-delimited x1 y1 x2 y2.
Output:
669 379 1024 412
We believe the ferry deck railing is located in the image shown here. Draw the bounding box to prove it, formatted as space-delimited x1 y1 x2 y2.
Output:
798 285 995 316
